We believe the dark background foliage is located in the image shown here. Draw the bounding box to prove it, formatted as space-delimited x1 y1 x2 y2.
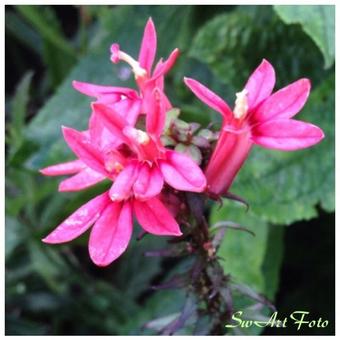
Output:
5 5 335 335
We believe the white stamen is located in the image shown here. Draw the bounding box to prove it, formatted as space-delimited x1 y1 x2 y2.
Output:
118 51 147 79
233 89 249 119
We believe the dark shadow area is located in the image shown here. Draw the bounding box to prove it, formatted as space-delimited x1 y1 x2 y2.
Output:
265 209 335 335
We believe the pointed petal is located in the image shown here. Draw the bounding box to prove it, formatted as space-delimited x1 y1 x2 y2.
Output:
244 59 275 110
251 119 324 151
159 150 206 192
92 102 129 143
62 126 106 176
146 88 166 137
89 201 133 266
42 192 110 244
39 159 85 176
134 197 182 236
253 78 311 122
58 168 106 192
72 80 137 98
133 164 164 200
184 77 233 119
138 18 157 74
152 48 179 79
109 162 139 201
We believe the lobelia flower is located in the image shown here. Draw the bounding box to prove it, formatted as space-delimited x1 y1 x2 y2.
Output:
41 89 206 266
72 17 178 115
184 59 324 196
59 17 179 184
92 87 207 200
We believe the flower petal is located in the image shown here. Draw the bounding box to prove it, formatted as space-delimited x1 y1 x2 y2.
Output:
138 17 157 75
89 201 133 266
42 192 110 244
113 98 142 126
159 150 206 192
58 168 106 192
109 161 139 201
251 119 324 151
152 48 179 80
133 164 164 200
184 77 233 120
146 88 166 137
62 126 107 176
134 197 182 236
252 78 311 122
244 59 275 110
92 102 129 143
72 80 137 98
39 159 85 176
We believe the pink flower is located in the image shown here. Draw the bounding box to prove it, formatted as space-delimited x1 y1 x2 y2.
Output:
41 88 206 266
184 59 324 196
42 191 182 267
41 121 186 266
72 18 178 115
92 87 207 200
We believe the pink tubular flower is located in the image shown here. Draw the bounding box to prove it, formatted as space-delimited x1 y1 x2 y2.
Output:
92 87 207 200
42 191 182 267
72 18 178 114
184 59 324 196
41 123 184 266
41 89 206 266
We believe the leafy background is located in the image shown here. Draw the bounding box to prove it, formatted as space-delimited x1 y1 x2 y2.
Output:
5 5 335 335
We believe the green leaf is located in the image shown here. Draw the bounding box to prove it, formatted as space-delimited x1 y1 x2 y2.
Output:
5 11 42 55
274 5 335 69
211 204 269 293
28 241 70 294
7 71 33 149
16 5 77 59
189 6 328 91
40 7 77 88
210 203 284 335
5 216 26 259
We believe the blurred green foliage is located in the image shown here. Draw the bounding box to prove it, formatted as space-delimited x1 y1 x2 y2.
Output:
5 5 334 335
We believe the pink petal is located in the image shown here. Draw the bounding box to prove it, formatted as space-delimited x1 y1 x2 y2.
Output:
42 192 110 244
58 168 106 192
92 102 129 143
252 78 311 122
244 59 275 110
152 48 179 79
159 150 206 192
113 98 142 126
72 80 137 98
138 18 157 75
184 77 233 120
146 88 166 137
39 159 85 176
62 126 107 176
89 201 133 266
133 164 164 200
251 119 324 151
89 112 121 150
152 65 173 111
109 161 139 201
134 197 182 236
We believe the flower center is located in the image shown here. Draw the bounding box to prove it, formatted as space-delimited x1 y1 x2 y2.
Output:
124 127 150 145
233 89 248 120
111 43 147 79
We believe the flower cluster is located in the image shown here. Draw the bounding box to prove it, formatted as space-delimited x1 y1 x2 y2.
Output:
40 18 324 266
